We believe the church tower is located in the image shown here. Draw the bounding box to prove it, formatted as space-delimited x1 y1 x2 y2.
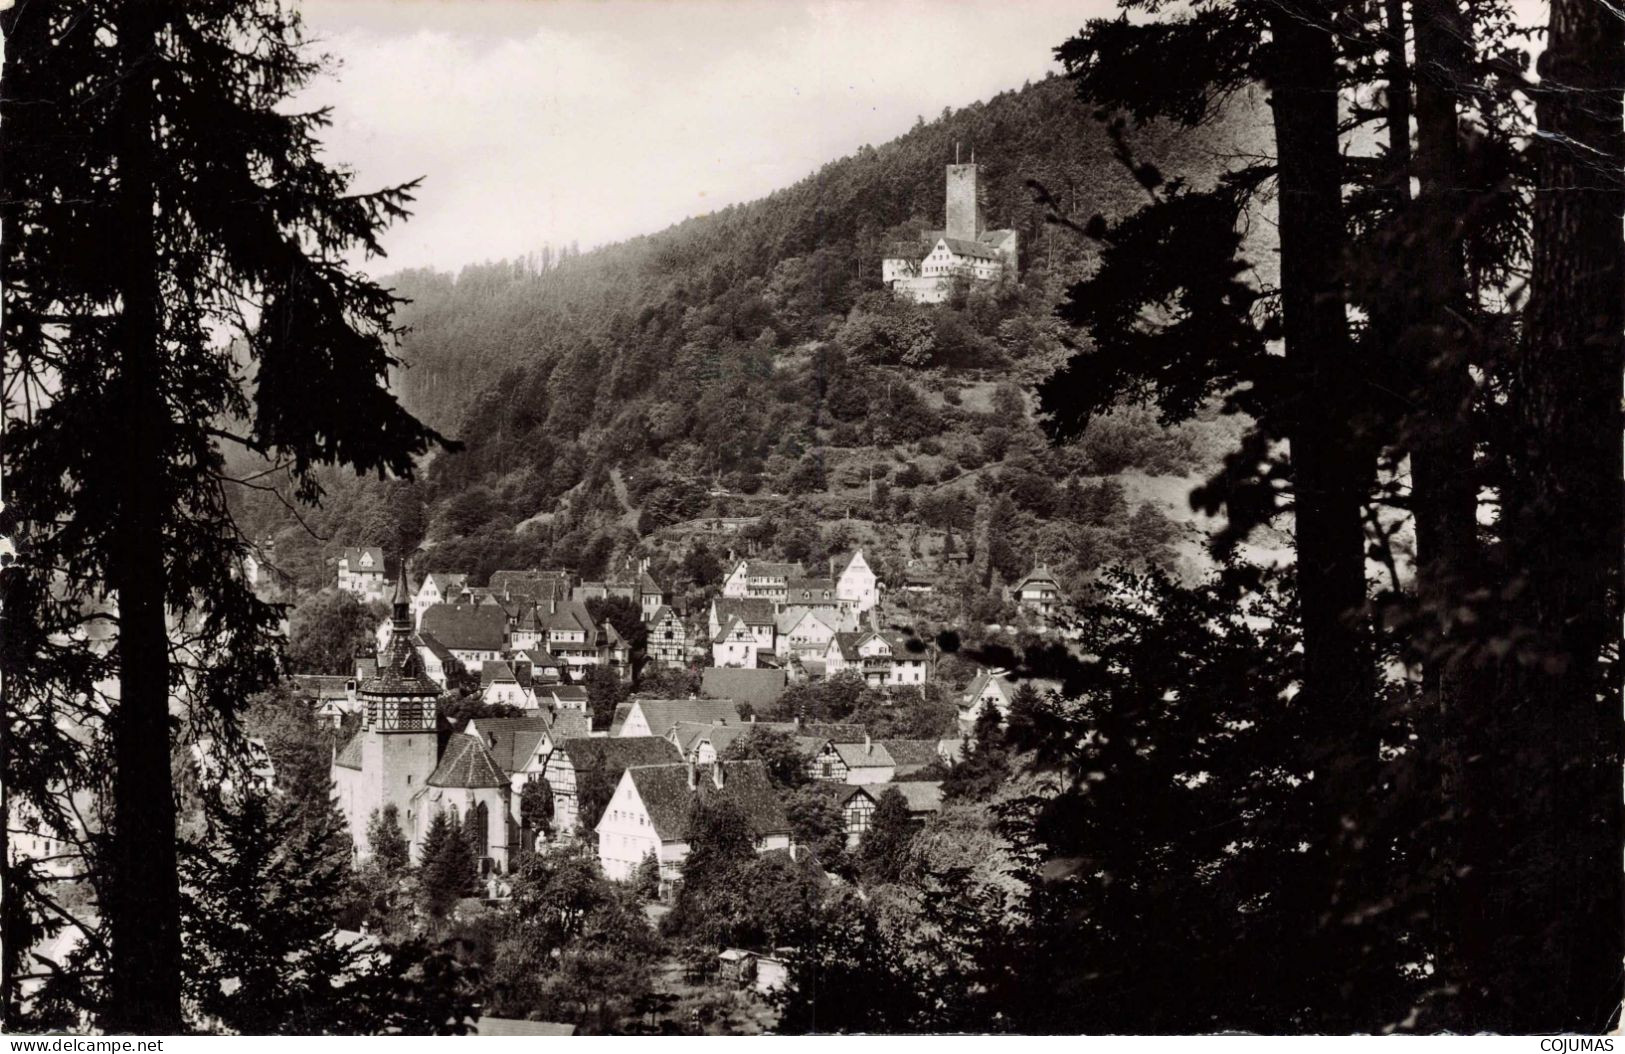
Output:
334 566 444 856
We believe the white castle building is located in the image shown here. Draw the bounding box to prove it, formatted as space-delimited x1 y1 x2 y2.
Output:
883 158 1018 304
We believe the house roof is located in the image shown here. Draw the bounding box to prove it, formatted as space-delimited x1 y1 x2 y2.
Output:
649 605 680 625
334 732 364 770
777 606 835 636
713 597 776 627
475 1018 576 1037
627 698 743 739
784 578 838 601
639 571 664 595
829 550 865 578
738 560 804 580
712 615 747 645
1015 565 1062 591
700 667 789 711
540 599 596 635
622 761 789 843
833 741 895 770
881 739 943 775
555 735 681 774
480 660 519 686
415 633 455 663
515 648 562 669
488 570 569 604
420 572 467 595
891 781 945 815
426 733 508 789
609 703 633 737
289 674 354 701
547 710 592 742
340 547 386 571
420 604 508 653
547 684 589 703
469 717 553 774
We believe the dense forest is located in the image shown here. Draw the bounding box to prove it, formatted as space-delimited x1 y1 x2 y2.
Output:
231 74 1268 607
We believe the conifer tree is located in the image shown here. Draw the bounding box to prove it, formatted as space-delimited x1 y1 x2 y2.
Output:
366 806 410 876
180 792 369 1034
856 788 914 887
418 812 478 920
2 0 448 1030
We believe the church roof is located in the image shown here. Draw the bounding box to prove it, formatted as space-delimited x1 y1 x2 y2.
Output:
426 733 508 789
334 732 364 770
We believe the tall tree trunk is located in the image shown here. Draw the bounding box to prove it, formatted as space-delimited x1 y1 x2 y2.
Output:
1406 0 1484 1023
106 0 183 1033
1264 0 1378 1022
1466 0 1624 1030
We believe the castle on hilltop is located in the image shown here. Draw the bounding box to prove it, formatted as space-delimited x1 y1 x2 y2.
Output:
882 155 1018 304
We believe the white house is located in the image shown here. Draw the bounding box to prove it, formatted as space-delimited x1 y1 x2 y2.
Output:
1013 565 1064 617
595 761 791 887
412 573 467 628
337 547 389 604
776 607 839 659
830 550 878 612
712 616 762 668
720 560 805 603
824 629 927 687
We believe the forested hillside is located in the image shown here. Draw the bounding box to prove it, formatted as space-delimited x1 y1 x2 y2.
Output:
232 74 1269 612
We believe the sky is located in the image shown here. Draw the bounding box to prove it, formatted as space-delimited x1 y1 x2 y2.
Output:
298 0 1118 275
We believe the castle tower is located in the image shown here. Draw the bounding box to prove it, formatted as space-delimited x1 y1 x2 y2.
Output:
334 566 444 857
945 163 982 241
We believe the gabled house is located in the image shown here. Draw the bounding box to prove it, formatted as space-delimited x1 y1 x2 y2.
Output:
709 597 777 654
413 633 458 689
540 736 681 835
957 668 1064 733
824 629 927 687
412 573 467 627
720 560 805 603
596 760 791 886
806 736 895 784
419 603 509 669
817 781 944 848
829 549 878 612
479 660 535 710
647 606 689 667
542 684 590 713
617 698 743 740
712 616 761 668
337 547 388 603
776 607 839 659
638 570 669 623
1013 565 1064 617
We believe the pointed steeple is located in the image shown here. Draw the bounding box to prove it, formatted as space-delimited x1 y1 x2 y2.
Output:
391 563 412 628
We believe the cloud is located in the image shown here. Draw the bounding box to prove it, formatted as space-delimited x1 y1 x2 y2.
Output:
298 0 1110 274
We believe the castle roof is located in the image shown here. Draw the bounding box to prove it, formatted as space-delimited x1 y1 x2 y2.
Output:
426 733 508 789
938 236 1000 261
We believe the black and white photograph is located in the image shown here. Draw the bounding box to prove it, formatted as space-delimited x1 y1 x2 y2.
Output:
2 0 1621 1037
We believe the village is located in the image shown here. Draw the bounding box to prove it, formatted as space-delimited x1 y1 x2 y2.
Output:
228 539 1067 1029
